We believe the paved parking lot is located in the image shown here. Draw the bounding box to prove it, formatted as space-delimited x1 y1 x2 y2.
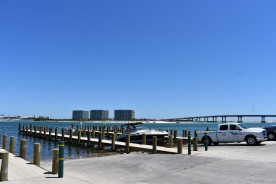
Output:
3 141 276 184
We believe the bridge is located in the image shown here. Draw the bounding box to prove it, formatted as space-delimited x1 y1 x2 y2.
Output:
166 115 276 123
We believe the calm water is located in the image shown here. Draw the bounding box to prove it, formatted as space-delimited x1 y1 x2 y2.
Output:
0 120 275 162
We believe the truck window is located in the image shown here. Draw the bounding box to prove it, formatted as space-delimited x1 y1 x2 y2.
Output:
220 125 228 130
230 125 238 130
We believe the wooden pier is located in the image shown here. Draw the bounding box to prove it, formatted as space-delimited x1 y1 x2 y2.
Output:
18 124 196 154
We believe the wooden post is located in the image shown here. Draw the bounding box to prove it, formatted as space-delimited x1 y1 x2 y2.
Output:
142 134 146 144
182 130 186 137
30 124 33 135
62 128 65 141
184 130 187 137
52 148 59 174
44 127 46 139
0 150 9 181
9 136 15 154
170 129 173 136
114 131 117 141
193 137 198 151
19 139 27 159
174 130 177 143
34 126 37 137
83 130 86 137
102 130 105 140
125 134 130 153
78 130 81 145
22 125 25 134
194 131 197 138
168 135 173 148
87 131 91 147
69 128 73 144
188 131 191 155
92 130 95 138
49 128 52 140
55 127 58 142
33 143 40 167
98 132 102 150
18 123 21 133
39 127 42 138
152 136 157 154
177 139 182 154
2 134 8 150
112 134 116 151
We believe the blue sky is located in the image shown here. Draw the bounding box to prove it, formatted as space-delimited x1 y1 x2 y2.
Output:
0 0 276 119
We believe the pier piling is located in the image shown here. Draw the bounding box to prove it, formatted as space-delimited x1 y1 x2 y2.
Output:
0 150 9 181
19 139 27 160
2 134 8 150
52 148 59 174
9 136 15 154
33 143 40 167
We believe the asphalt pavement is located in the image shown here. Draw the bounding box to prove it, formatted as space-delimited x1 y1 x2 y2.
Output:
2 141 276 184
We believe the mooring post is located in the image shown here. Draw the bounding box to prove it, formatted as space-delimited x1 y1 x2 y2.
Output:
0 150 9 181
188 131 191 155
52 148 59 174
182 130 185 137
2 134 8 150
125 134 130 153
193 137 198 151
34 126 37 137
33 143 40 167
173 130 177 143
92 130 95 138
78 130 81 145
177 139 182 154
204 133 208 151
112 133 116 151
55 127 58 142
98 132 103 150
168 135 173 148
39 127 42 138
49 128 52 140
114 131 117 141
18 123 21 134
9 136 15 154
152 136 157 154
58 141 64 178
62 128 65 141
87 131 91 148
69 128 73 144
19 139 27 159
142 134 146 145
30 124 33 135
43 127 46 139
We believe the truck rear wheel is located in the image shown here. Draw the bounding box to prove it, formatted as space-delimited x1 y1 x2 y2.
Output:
246 136 257 145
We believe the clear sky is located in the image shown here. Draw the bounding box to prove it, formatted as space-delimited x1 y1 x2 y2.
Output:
0 0 276 119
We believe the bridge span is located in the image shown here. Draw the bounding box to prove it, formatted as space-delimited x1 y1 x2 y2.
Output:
168 115 276 123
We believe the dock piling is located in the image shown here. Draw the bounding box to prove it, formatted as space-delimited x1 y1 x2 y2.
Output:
177 139 182 154
33 143 40 167
9 136 15 154
2 134 8 150
152 136 157 154
19 139 27 159
52 148 59 174
0 150 9 181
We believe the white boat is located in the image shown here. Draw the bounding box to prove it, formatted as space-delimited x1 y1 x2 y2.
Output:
117 122 168 144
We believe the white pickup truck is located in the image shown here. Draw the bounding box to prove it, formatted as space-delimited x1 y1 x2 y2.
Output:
197 123 267 146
